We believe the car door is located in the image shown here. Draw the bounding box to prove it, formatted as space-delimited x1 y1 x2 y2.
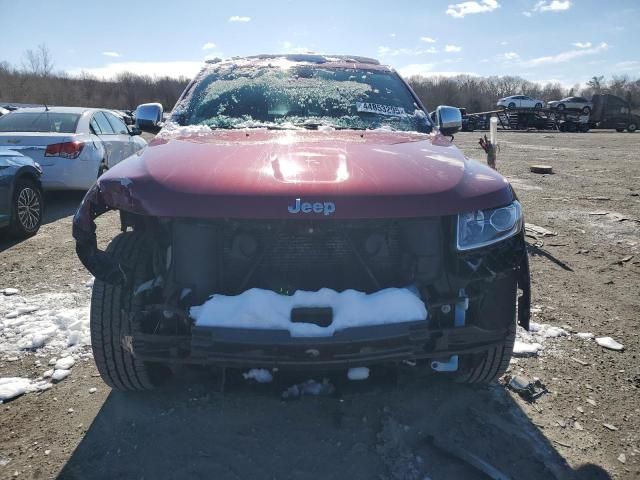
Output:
103 111 134 164
520 96 533 108
91 111 118 168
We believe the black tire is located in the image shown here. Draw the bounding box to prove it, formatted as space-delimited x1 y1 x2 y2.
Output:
616 128 625 133
582 106 591 114
455 319 516 384
557 103 565 111
535 102 543 110
628 123 637 133
579 123 590 133
9 178 43 238
508 102 516 110
90 232 165 391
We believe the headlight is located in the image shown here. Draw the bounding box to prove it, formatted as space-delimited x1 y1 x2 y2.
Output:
456 201 522 251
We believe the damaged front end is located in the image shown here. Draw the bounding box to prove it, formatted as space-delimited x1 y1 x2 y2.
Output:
73 180 531 370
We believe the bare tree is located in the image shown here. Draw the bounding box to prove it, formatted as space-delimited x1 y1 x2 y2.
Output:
587 75 605 93
22 44 54 77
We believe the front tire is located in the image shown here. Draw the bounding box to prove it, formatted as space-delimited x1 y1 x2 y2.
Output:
535 103 543 110
90 232 165 391
557 103 565 111
628 123 637 133
582 106 591 114
455 320 516 384
9 179 43 238
508 102 516 110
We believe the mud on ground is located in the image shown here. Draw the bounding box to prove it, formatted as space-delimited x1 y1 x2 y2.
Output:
0 131 638 479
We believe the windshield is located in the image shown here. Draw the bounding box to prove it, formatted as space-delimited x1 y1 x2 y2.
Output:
176 62 431 133
0 112 80 133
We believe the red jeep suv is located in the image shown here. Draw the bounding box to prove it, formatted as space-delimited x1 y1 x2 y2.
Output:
73 54 530 391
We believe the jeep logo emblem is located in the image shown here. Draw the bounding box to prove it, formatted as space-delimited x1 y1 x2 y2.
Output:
287 198 336 216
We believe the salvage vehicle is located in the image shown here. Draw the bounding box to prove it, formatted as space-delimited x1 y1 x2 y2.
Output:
0 107 147 190
73 54 531 391
0 149 43 237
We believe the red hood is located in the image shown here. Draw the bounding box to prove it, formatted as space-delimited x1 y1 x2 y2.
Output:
98 129 513 219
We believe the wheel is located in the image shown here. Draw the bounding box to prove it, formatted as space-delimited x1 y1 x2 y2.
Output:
557 103 565 111
90 232 168 391
567 122 578 133
628 123 637 133
455 319 516 384
582 106 591 114
508 102 516 110
579 124 590 133
9 178 43 238
535 103 543 110
616 128 625 133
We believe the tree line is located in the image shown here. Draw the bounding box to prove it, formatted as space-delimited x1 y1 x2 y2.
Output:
1 44 639 114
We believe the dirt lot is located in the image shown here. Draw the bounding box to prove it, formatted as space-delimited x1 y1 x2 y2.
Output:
0 131 638 480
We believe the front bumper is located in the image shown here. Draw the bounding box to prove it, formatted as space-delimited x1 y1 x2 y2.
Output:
129 321 510 369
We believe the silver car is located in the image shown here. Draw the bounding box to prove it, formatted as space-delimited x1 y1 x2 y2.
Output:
547 96 593 114
0 107 147 190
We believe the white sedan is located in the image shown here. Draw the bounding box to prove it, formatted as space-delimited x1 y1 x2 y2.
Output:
547 96 593 114
0 107 147 190
497 95 545 110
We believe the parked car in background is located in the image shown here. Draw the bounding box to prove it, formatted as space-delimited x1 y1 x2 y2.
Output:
548 96 592 114
0 149 43 237
497 95 545 110
0 107 147 190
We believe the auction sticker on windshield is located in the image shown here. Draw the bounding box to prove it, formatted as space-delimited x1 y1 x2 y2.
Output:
356 102 406 117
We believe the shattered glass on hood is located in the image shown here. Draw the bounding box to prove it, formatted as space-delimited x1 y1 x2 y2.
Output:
172 58 432 133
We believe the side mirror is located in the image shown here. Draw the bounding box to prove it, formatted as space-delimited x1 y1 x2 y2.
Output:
135 102 164 133
435 106 462 136
129 126 142 136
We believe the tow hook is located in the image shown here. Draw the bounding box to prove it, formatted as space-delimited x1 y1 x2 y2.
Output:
431 288 467 372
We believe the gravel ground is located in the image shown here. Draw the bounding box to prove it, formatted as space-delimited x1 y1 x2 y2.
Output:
0 130 638 479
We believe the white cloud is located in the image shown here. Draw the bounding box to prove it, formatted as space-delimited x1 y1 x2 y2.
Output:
572 42 592 48
444 45 462 53
522 11 532 16
614 60 640 72
202 42 216 50
377 46 437 57
500 52 521 61
398 63 475 78
533 0 571 12
102 51 121 58
228 15 251 22
500 41 508 46
446 0 499 18
390 33 396 38
523 42 608 67
68 61 204 79
420 36 436 43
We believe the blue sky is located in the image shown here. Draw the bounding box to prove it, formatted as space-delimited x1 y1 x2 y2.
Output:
0 0 638 86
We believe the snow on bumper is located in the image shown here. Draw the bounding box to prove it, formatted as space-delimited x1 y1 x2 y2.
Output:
190 287 428 337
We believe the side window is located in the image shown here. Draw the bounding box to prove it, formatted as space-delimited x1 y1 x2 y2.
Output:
104 111 129 134
90 116 102 135
94 111 115 135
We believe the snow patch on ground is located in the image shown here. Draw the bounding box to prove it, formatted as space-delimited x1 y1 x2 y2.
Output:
0 291 91 358
515 320 568 357
191 287 427 337
0 377 52 403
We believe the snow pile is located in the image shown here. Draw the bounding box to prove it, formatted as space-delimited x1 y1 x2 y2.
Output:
242 368 273 383
595 336 624 351
0 291 90 357
514 321 568 357
0 377 52 403
191 287 427 337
